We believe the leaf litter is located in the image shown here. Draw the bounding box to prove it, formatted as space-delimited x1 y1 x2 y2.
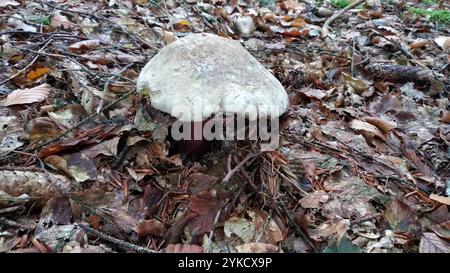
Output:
0 0 449 253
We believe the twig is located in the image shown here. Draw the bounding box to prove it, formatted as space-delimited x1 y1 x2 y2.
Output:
221 152 260 183
321 0 365 38
0 217 31 230
77 224 156 253
203 208 222 253
0 37 53 86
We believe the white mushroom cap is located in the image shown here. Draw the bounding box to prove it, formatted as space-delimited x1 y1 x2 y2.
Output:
137 33 289 122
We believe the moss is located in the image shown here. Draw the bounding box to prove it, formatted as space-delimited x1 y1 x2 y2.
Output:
408 8 450 25
331 0 351 9
422 0 436 5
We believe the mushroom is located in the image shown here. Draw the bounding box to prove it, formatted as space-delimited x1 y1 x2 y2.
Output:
136 33 289 157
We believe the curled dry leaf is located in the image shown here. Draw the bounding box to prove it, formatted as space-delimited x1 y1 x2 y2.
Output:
133 219 166 238
68 39 100 53
2 83 50 106
350 119 386 142
364 117 396 134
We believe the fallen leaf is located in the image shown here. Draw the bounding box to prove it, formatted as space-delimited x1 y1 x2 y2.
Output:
419 232 450 253
350 119 386 142
364 117 396 134
429 194 450 206
29 117 61 142
68 40 100 53
82 137 121 158
66 152 97 183
224 216 255 243
50 13 73 29
383 199 417 233
434 36 450 52
185 190 229 238
26 67 51 81
299 190 329 209
133 219 166 238
2 83 50 106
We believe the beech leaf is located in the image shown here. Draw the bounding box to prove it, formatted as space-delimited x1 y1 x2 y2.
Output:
3 83 50 106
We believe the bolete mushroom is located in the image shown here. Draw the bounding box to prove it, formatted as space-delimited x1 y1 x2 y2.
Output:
136 33 289 157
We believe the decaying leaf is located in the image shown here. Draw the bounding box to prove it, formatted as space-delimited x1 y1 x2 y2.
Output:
419 232 450 253
299 190 329 209
383 200 417 233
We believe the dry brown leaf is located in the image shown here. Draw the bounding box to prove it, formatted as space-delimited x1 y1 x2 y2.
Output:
350 119 386 142
51 13 73 29
2 83 50 106
82 137 121 158
68 39 100 53
29 117 61 142
409 39 429 49
364 117 396 134
133 219 166 238
429 194 450 206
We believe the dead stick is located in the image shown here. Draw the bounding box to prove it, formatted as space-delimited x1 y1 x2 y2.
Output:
322 0 365 38
77 224 156 253
221 152 260 183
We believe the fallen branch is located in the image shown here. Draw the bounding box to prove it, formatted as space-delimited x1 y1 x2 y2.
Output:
321 0 365 38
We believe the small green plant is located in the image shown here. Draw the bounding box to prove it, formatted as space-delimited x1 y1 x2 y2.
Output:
331 0 351 9
409 8 450 25
422 0 436 5
31 15 51 26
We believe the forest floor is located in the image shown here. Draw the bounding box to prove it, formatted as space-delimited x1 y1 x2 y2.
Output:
0 0 449 253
